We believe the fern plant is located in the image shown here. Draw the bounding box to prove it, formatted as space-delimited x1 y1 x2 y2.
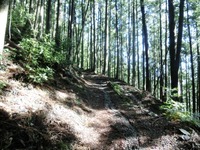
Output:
160 97 200 127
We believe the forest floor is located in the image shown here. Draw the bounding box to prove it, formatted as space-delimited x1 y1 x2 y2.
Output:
0 52 200 149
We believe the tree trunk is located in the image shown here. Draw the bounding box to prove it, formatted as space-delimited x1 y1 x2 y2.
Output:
132 0 136 86
159 0 164 100
0 0 9 55
168 0 184 100
108 0 111 77
89 3 93 71
164 0 168 102
168 0 176 92
7 0 13 40
38 0 44 38
186 0 195 113
115 0 119 79
185 55 189 111
102 0 108 74
127 0 131 84
67 0 75 64
29 0 33 13
92 0 96 71
46 0 51 34
136 0 140 89
55 0 60 47
196 22 200 114
140 0 151 92
33 0 40 33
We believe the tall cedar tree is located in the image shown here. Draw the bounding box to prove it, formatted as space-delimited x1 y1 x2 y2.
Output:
46 0 51 34
186 0 195 113
140 0 151 92
168 0 185 100
115 0 120 79
103 0 108 74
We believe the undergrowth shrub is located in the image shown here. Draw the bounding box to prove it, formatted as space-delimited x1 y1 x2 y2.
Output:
0 81 7 93
12 36 66 84
160 97 200 128
12 4 34 41
109 82 122 95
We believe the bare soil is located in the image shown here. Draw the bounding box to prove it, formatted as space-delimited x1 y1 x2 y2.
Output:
0 53 200 149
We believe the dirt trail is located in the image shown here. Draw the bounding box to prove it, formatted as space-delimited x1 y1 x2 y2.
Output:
83 73 139 149
0 61 199 149
82 73 200 150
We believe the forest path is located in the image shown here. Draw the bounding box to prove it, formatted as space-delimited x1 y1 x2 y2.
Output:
82 73 139 149
81 72 200 150
0 58 199 149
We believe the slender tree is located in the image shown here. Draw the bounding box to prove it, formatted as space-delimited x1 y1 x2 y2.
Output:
102 0 108 74
107 0 112 77
186 0 195 113
159 0 164 100
132 0 136 86
0 0 9 55
136 0 140 89
197 26 200 114
46 0 51 34
127 0 131 84
115 0 120 79
140 0 151 92
92 0 96 71
67 0 75 63
164 0 168 102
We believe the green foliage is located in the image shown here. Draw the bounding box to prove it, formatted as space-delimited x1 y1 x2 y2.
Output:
160 98 200 127
27 66 54 84
160 98 187 120
12 36 66 84
0 81 7 89
57 141 72 150
12 4 34 40
109 82 122 95
0 81 7 93
75 98 81 105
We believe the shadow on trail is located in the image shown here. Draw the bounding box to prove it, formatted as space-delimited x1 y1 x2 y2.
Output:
0 109 76 150
106 81 200 149
101 121 139 149
41 71 200 149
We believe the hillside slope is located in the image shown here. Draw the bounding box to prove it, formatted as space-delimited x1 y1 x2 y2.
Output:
0 53 199 149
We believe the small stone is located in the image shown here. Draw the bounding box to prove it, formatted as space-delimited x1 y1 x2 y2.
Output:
179 128 190 135
179 135 190 141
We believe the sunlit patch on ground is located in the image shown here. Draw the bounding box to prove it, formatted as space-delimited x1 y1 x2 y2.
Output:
0 58 199 149
0 75 104 147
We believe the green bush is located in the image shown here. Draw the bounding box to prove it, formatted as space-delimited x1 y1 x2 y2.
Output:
0 81 7 94
12 36 66 84
27 66 54 84
109 82 122 95
12 4 34 41
160 98 200 127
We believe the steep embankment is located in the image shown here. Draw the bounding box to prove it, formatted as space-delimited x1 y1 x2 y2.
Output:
0 54 199 149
